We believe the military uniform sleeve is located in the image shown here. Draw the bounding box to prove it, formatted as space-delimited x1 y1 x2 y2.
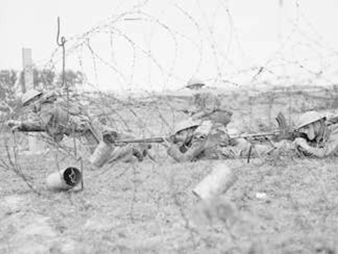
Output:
17 107 48 132
191 93 220 120
167 134 207 162
18 120 45 132
39 104 55 128
304 125 338 157
203 93 220 115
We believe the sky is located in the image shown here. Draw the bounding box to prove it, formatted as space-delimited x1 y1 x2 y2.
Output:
1 0 338 94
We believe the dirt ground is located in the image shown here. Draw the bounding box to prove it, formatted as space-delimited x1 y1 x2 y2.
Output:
1 88 338 253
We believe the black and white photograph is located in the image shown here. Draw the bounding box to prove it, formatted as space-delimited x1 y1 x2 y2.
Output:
1 0 338 253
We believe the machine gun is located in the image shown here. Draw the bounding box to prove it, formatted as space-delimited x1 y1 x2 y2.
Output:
230 112 302 142
115 112 301 145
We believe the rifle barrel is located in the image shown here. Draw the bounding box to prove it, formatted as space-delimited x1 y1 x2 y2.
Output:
115 128 290 145
116 137 164 144
230 130 280 139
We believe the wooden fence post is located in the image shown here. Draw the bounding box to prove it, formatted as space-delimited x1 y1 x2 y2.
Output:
22 48 44 153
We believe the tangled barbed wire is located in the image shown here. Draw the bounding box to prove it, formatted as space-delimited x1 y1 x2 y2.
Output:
1 1 338 252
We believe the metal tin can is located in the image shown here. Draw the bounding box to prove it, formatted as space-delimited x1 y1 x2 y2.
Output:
193 163 237 200
46 167 82 191
89 140 114 168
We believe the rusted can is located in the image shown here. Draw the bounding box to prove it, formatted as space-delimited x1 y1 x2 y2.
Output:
192 163 237 200
89 140 114 168
46 167 82 191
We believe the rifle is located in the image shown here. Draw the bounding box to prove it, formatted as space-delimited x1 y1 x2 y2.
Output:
115 136 166 145
114 112 300 145
231 112 301 142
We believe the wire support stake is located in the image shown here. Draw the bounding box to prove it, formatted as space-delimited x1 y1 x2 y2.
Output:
56 17 68 104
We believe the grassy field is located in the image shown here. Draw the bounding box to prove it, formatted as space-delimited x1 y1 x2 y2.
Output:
1 86 338 253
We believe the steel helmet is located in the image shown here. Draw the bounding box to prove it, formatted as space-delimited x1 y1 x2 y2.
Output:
173 119 200 134
295 111 326 130
22 89 43 106
186 78 205 88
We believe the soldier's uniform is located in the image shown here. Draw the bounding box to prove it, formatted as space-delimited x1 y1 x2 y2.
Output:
9 90 149 163
192 92 221 116
295 111 338 158
12 91 100 152
304 125 338 157
185 79 232 127
190 92 233 128
167 120 271 162
102 130 151 164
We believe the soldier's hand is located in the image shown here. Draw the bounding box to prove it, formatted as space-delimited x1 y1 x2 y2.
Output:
294 142 313 157
6 120 19 127
293 137 309 149
102 130 117 145
132 146 145 162
6 120 21 131
161 136 171 148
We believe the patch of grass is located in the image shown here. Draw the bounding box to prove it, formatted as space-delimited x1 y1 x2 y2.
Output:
1 87 338 253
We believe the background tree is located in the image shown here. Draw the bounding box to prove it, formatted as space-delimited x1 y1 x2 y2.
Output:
0 69 18 102
0 69 20 117
37 69 56 90
17 68 85 92
19 68 56 91
56 69 85 94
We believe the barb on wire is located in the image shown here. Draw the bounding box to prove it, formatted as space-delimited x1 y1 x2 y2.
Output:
4 132 42 195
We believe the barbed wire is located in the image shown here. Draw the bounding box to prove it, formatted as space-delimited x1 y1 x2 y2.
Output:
2 2 338 251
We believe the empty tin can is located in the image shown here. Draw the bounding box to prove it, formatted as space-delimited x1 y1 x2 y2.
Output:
46 167 82 191
193 163 237 200
89 140 114 168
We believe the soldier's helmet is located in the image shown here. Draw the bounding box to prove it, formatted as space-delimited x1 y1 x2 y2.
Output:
173 118 200 134
295 111 326 130
22 89 43 107
186 78 205 89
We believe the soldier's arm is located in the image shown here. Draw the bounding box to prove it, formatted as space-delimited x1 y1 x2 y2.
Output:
191 95 220 120
18 106 53 132
302 126 338 158
190 111 207 120
167 134 207 162
203 94 220 115
17 120 45 132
